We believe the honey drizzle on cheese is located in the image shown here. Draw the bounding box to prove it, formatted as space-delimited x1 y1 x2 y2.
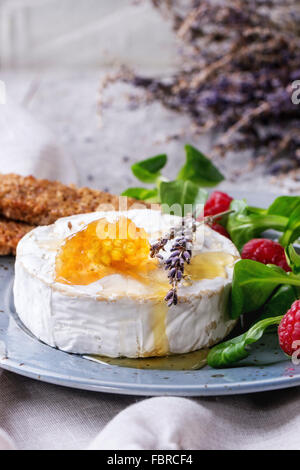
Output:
137 251 235 359
145 299 169 357
185 252 236 281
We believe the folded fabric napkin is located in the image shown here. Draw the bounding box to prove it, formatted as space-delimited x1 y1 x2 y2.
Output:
0 97 78 184
88 395 300 450
88 397 205 450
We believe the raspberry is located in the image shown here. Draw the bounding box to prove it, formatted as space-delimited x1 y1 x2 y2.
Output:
241 238 291 272
204 191 233 217
210 223 231 239
278 300 300 356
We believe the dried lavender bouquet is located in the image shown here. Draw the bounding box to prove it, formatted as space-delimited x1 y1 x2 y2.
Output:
127 0 300 175
151 209 232 306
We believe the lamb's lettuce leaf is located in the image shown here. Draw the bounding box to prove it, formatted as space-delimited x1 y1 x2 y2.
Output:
131 154 167 183
207 316 283 368
177 144 224 187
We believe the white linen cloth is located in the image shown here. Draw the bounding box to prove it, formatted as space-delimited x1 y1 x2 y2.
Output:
0 97 78 184
1 369 300 450
0 370 15 450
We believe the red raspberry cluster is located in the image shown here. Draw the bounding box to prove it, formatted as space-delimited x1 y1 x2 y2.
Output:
204 191 233 217
278 300 300 356
241 238 291 272
203 191 232 239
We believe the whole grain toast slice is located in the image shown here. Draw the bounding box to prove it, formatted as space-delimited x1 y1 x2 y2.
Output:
0 173 149 226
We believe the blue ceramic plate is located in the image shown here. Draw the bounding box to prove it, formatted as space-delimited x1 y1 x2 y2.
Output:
0 191 300 396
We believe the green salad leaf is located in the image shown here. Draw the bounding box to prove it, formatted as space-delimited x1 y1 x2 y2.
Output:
280 204 300 247
121 187 159 202
226 196 300 252
285 245 300 274
267 196 300 217
247 206 267 215
207 316 283 368
230 259 300 319
131 154 167 183
267 196 300 247
226 199 287 251
123 145 221 209
159 180 208 213
258 284 298 321
177 144 224 187
208 283 298 368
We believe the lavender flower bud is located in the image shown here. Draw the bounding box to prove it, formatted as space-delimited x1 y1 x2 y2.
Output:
170 250 180 257
182 251 191 262
164 290 174 301
151 242 159 250
168 268 177 279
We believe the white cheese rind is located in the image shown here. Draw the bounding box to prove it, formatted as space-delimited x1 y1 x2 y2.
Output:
14 209 240 357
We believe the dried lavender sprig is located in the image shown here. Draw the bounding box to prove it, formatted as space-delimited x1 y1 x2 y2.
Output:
164 234 192 306
150 209 233 307
150 226 177 258
165 288 178 307
150 209 233 259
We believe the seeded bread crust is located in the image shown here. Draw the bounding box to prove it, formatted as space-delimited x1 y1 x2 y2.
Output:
0 173 152 255
0 173 150 226
0 217 34 255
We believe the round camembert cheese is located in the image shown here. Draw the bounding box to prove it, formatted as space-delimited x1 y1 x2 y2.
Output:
14 209 240 358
